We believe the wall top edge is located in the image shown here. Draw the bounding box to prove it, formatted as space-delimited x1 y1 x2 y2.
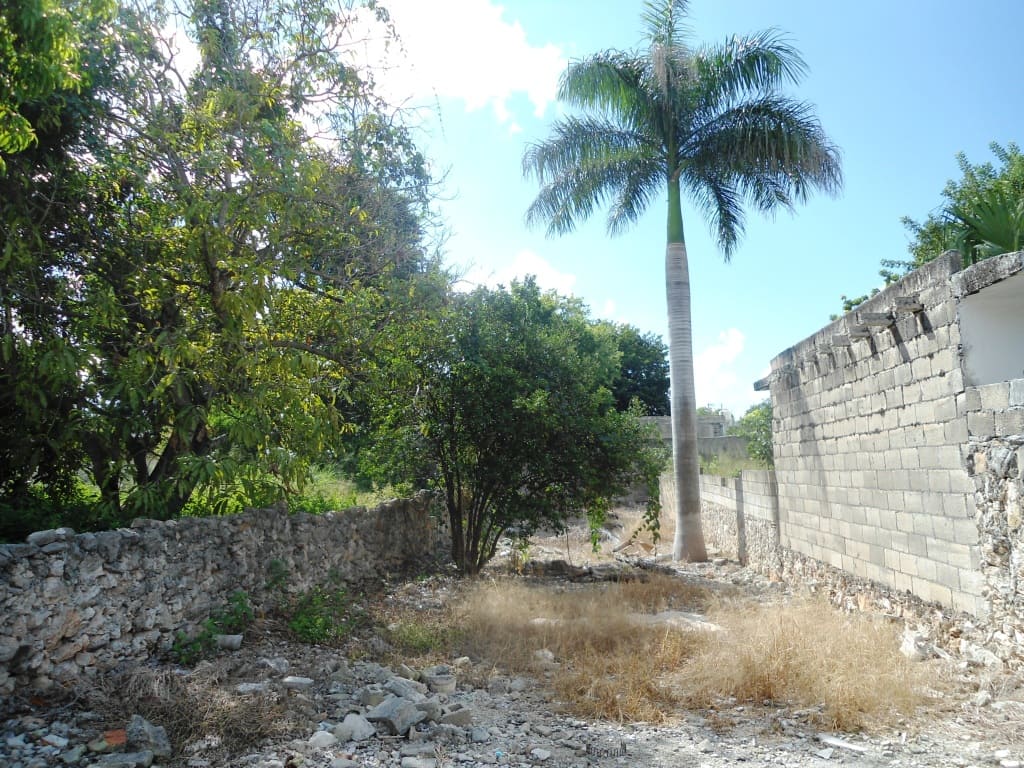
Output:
952 250 1024 298
766 251 963 374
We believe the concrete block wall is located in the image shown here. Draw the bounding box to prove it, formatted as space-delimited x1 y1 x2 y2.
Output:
766 252 985 614
664 471 779 568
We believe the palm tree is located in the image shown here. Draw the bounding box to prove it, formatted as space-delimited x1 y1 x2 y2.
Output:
522 0 841 561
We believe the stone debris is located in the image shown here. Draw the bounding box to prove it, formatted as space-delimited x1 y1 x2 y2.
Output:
125 715 171 758
282 675 315 689
1 557 1022 768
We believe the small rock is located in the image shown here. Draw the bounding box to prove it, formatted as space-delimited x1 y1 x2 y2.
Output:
214 634 243 650
974 690 993 707
900 629 934 662
366 696 428 736
282 676 315 690
1001 761 1021 768
127 715 172 758
697 739 713 754
262 657 290 675
815 748 834 760
416 698 444 723
42 733 70 749
332 713 377 742
62 744 88 764
359 684 388 706
530 748 552 761
400 757 436 768
532 649 555 663
471 727 490 743
92 751 156 767
308 730 338 750
397 664 420 680
236 682 269 694
439 704 473 727
386 677 428 701
330 760 360 768
509 677 532 692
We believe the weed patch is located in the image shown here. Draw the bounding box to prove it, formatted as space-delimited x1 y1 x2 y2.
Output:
171 591 254 665
682 599 924 730
287 586 363 644
455 579 928 729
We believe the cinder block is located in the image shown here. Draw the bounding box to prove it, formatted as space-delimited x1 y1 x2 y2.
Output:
996 409 1024 436
979 383 1010 411
911 357 933 381
898 551 919 576
1010 379 1024 407
943 417 969 444
926 471 952 494
930 347 956 375
967 411 996 438
884 548 902 570
908 533 928 557
911 576 952 607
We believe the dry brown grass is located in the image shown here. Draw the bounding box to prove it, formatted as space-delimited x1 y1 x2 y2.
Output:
455 578 928 730
86 663 300 754
685 599 925 730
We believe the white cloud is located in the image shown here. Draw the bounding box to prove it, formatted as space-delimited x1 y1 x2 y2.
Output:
693 328 762 417
349 0 566 124
598 299 617 319
458 250 577 295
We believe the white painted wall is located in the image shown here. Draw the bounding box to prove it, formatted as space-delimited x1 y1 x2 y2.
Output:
958 270 1024 385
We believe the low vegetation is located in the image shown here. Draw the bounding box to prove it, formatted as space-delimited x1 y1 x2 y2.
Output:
453 577 925 729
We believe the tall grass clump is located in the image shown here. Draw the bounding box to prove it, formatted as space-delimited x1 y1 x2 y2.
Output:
455 579 926 729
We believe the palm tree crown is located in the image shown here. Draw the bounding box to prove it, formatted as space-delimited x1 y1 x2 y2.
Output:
524 0 841 250
523 0 841 561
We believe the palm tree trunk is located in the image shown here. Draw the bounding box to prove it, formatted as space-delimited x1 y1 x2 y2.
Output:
666 181 708 562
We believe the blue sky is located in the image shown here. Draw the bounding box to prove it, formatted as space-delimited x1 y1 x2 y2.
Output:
353 0 1024 416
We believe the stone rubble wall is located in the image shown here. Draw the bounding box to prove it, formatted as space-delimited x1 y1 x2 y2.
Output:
0 492 449 694
767 252 984 614
964 379 1024 646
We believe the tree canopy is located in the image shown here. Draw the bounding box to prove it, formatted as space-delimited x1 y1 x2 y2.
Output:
0 0 439 533
362 280 666 575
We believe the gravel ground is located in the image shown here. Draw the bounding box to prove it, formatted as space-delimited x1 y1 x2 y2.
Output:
3 541 1024 768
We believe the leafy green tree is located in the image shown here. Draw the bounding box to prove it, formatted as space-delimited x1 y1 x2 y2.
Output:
522 0 840 561
902 142 1024 268
0 0 437 528
602 322 669 415
0 0 111 167
365 280 665 576
729 399 773 468
836 142 1024 317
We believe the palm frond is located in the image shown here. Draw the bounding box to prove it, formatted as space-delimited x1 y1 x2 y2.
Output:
688 30 807 127
949 187 1024 263
523 119 663 238
641 0 693 53
682 168 744 257
685 95 842 212
557 53 659 131
607 159 664 236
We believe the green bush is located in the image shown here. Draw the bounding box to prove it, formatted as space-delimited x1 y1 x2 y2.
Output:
287 586 363 644
170 591 254 665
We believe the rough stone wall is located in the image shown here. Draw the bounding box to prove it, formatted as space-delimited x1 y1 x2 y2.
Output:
767 252 984 614
0 492 448 693
964 379 1024 646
